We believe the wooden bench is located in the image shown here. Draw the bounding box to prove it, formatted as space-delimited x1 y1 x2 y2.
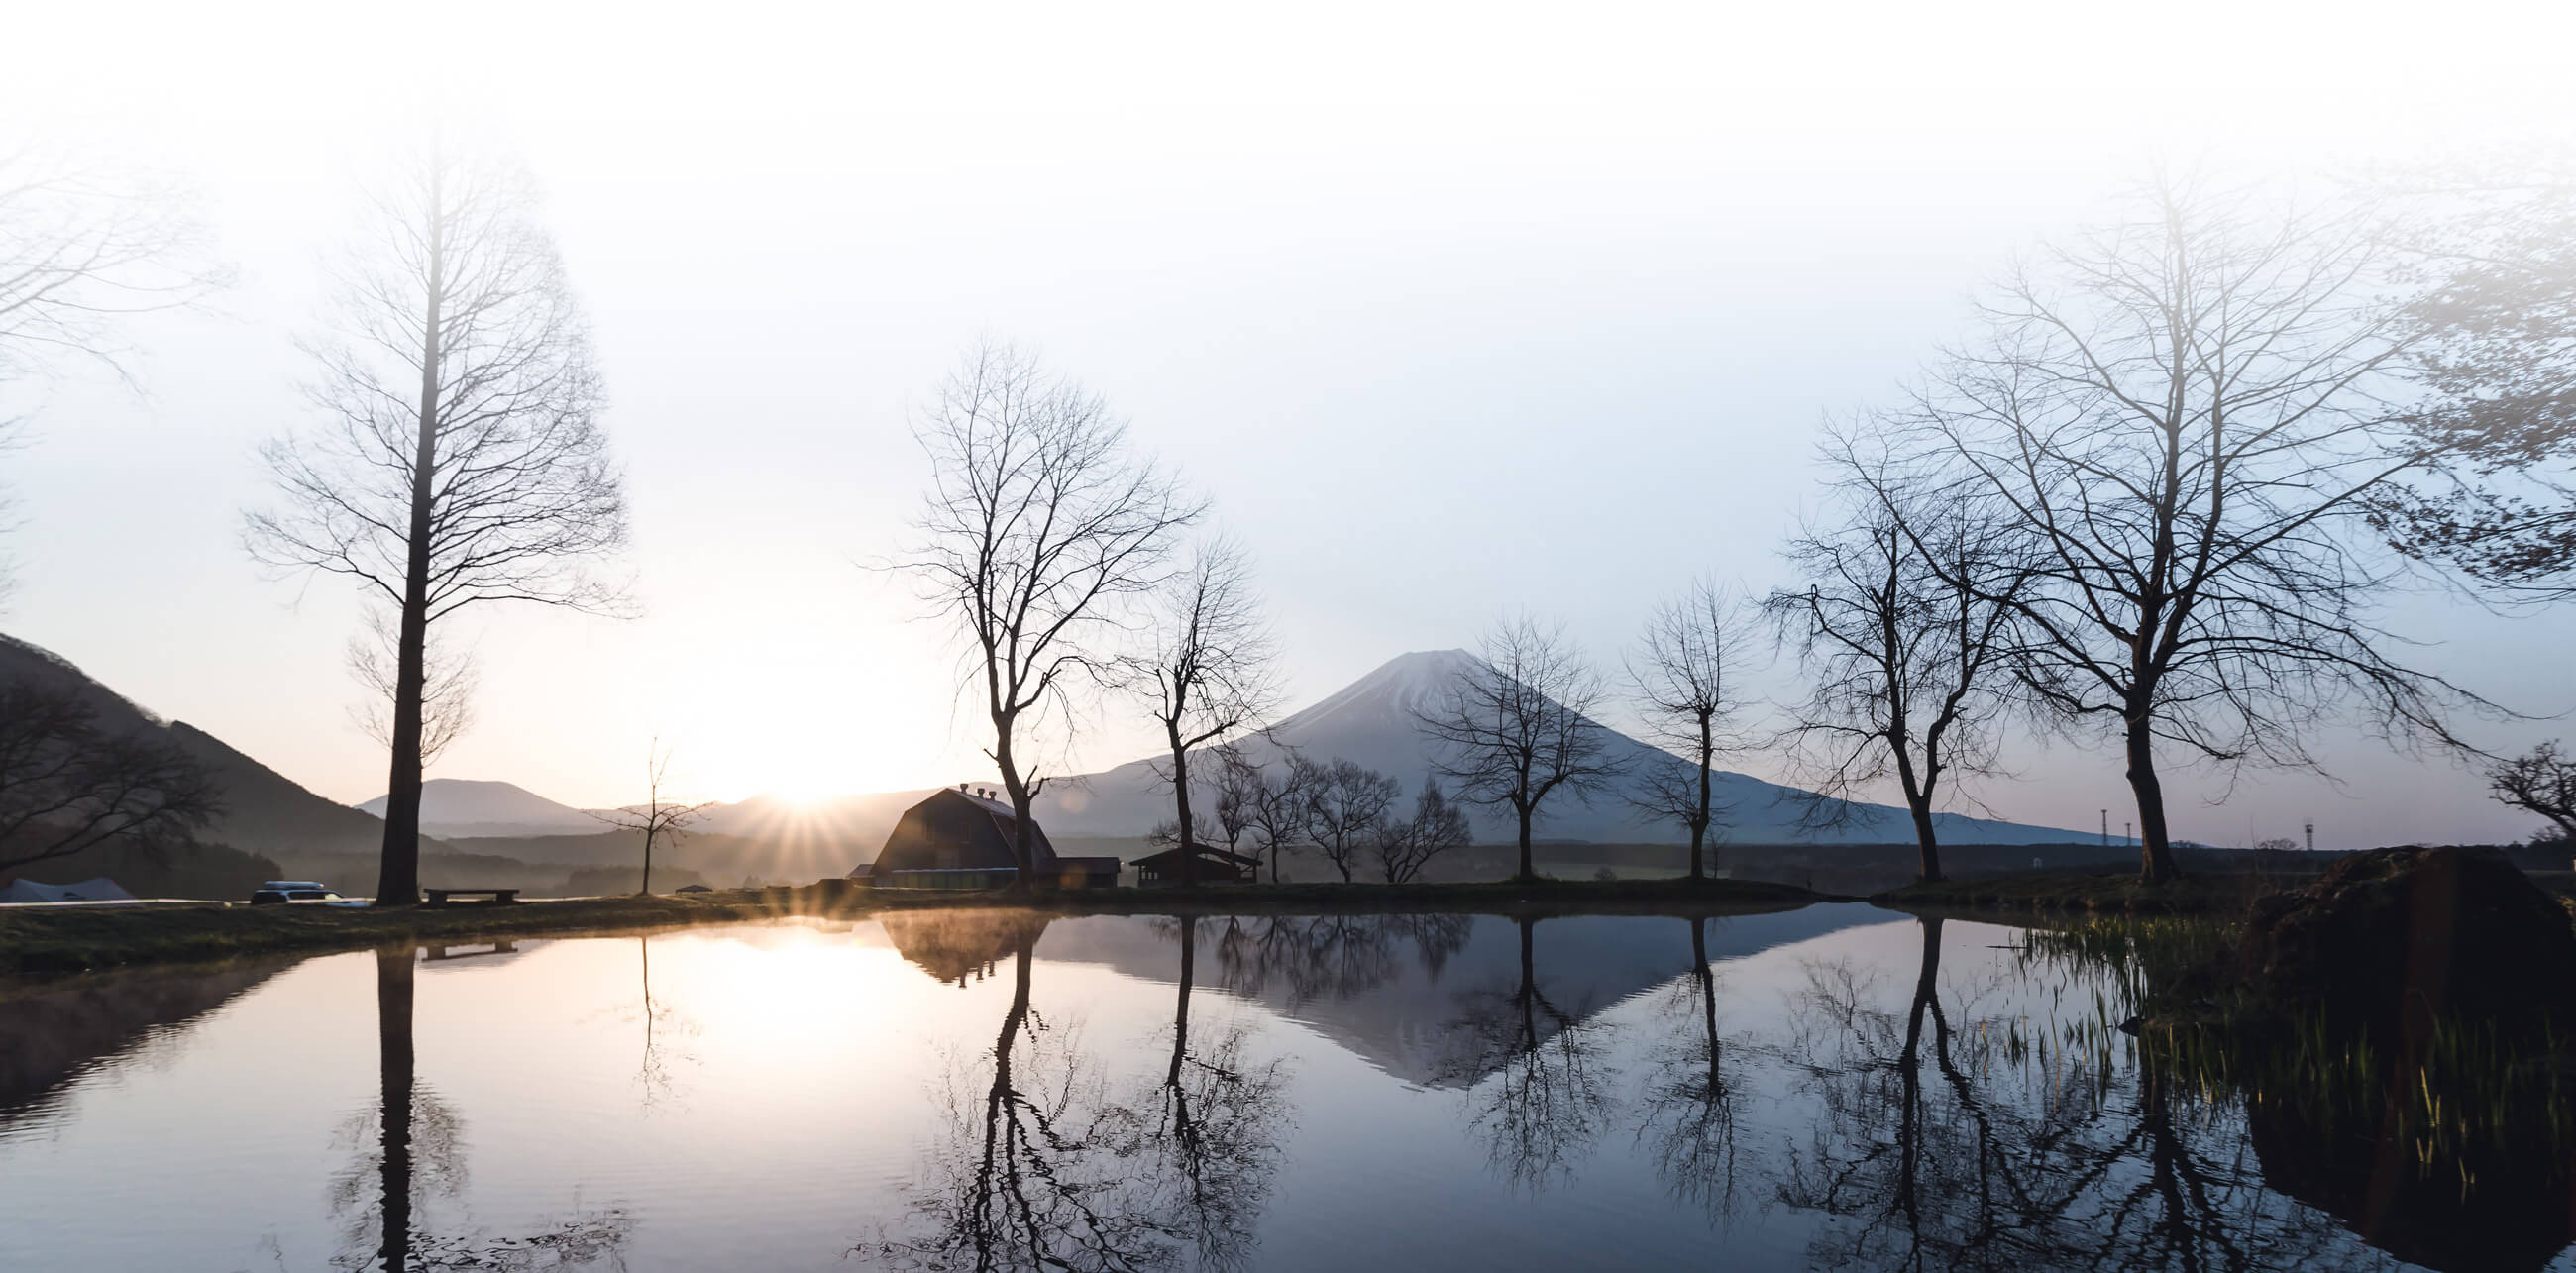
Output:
424 888 520 908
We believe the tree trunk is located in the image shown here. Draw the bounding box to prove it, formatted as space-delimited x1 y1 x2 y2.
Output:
376 947 416 1271
1515 803 1536 885
1905 796 1944 884
994 729 1035 894
376 205 445 909
1691 711 1713 881
1169 729 1197 890
2125 714 2182 882
639 823 655 896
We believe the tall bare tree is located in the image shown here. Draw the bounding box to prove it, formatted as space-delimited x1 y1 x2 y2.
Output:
589 740 708 895
2489 740 2576 843
1303 759 1399 885
247 139 628 905
1130 538 1280 888
1417 618 1623 884
1910 175 2484 882
1626 580 1755 882
1766 439 2028 884
903 340 1201 892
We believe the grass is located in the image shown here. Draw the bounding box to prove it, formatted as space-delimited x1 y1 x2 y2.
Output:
1873 869 2299 916
0 875 1819 975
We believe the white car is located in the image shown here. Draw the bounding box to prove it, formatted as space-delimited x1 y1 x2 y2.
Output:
248 881 369 907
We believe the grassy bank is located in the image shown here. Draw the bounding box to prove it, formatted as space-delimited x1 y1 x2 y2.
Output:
0 876 1820 975
1872 870 2299 916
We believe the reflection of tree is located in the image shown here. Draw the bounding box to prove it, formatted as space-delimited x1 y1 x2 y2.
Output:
1633 916 1744 1220
1774 918 2347 1272
870 915 1294 1272
1208 913 1471 1005
1438 916 1617 1191
629 935 698 1112
876 925 1170 1270
333 947 631 1272
1129 915 1292 1272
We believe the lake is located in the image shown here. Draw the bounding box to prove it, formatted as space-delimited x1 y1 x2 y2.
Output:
2 903 2568 1272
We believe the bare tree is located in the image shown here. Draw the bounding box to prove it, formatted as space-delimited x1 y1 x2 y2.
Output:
1910 175 2485 882
2490 740 2576 842
1303 759 1399 884
0 679 219 875
247 138 627 905
1626 580 1756 882
1234 749 1315 884
2370 148 2576 599
589 740 708 895
1766 441 2028 884
1130 538 1280 888
1371 777 1470 885
1208 742 1263 858
0 138 227 600
1417 618 1623 884
0 137 227 387
902 340 1201 893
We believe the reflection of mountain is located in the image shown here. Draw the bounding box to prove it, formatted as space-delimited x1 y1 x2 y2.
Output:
1028 904 1897 1087
0 956 297 1127
1032 650 2084 845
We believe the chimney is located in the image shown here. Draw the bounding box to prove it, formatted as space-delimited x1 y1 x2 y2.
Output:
957 782 967 793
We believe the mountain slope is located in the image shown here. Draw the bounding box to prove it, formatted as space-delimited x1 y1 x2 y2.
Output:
357 778 607 839
2 635 394 857
1033 649 2086 845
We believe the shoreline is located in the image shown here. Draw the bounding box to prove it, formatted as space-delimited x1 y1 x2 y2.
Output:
0 876 1826 976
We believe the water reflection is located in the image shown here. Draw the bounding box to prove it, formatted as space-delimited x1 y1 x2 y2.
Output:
1437 916 1618 1191
2 907 2571 1272
1634 916 1744 1219
334 945 631 1272
866 913 1294 1271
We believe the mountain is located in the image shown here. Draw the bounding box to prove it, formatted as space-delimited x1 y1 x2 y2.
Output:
1 635 394 858
356 778 607 839
1031 649 2086 845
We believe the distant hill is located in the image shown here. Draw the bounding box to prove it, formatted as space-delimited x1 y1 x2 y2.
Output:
357 778 607 839
1027 649 2087 846
1 635 398 859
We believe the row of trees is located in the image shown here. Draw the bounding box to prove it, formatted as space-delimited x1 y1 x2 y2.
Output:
1163 752 1475 885
9 133 2574 895
908 164 2576 891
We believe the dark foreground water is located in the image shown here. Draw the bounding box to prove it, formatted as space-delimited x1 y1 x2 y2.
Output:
1 904 2569 1272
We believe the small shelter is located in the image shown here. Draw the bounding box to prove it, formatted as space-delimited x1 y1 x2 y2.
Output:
0 877 135 903
1128 847 1260 887
869 786 1121 890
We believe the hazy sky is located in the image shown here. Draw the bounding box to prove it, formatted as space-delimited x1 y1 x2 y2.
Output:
6 1 2574 847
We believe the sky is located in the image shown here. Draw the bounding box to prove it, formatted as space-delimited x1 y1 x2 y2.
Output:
4 0 2575 848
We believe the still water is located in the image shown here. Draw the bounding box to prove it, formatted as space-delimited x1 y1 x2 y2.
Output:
1 904 2568 1272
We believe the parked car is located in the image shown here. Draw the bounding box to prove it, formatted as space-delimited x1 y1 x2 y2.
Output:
249 881 368 907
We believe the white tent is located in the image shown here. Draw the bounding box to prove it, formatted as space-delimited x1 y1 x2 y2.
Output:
0 877 136 902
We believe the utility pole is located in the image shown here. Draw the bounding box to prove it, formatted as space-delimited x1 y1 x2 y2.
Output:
2100 809 2108 848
